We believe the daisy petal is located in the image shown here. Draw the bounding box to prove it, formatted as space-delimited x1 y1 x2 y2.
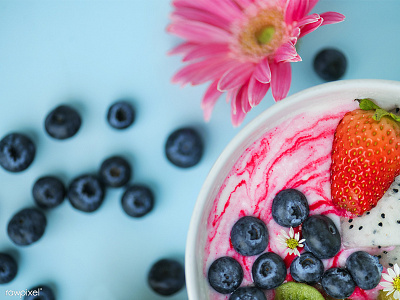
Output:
295 232 299 240
299 239 306 244
281 230 290 239
218 63 254 91
382 272 394 282
395 264 400 276
394 290 400 299
320 11 345 25
389 268 397 279
270 62 291 101
380 281 394 288
387 289 395 296
289 227 294 238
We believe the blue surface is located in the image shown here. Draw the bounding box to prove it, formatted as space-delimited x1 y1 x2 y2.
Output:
0 1 399 299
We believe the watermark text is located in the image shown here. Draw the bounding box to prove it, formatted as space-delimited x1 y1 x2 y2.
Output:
5 288 42 298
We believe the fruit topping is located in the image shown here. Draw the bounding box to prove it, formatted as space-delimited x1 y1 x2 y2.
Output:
321 268 356 299
44 105 81 140
278 227 305 256
99 155 131 188
302 215 341 259
148 258 185 296
165 127 203 168
107 101 135 130
313 48 347 81
290 252 324 285
24 285 55 300
380 263 400 299
121 184 154 218
230 216 269 256
208 256 243 294
271 189 309 228
67 174 105 213
251 252 286 290
229 286 267 300
7 208 47 246
0 253 18 284
331 98 400 216
32 176 66 209
0 133 36 172
275 281 325 300
346 251 382 290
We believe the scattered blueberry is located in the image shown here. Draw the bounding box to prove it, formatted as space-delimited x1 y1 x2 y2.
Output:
290 252 324 285
121 184 154 218
252 252 286 290
313 48 347 81
229 286 267 300
271 189 309 227
0 133 35 172
7 208 47 246
148 259 185 296
67 174 105 213
208 256 243 294
44 105 82 140
99 156 131 187
321 268 355 299
0 253 18 284
107 101 135 130
32 176 66 209
24 285 55 300
230 216 268 256
301 215 341 259
165 127 203 168
346 251 382 290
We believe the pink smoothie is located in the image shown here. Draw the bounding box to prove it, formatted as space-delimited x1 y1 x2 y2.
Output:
204 100 382 300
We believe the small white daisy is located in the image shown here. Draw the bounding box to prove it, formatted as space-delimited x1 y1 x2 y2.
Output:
278 227 305 256
380 263 400 299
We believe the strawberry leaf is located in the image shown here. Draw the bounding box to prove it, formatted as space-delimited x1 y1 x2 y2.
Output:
356 98 381 110
356 98 400 123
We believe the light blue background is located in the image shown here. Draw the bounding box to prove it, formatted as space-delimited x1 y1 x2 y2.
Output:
0 1 399 299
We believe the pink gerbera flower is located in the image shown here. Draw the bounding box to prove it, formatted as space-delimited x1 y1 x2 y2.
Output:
168 0 345 126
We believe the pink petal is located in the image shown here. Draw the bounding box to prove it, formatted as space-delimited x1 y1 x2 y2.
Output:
320 12 345 25
270 62 291 101
248 76 270 107
298 17 323 38
234 0 253 9
296 13 321 27
217 63 254 92
168 20 231 43
240 82 252 113
183 44 230 62
214 0 246 22
231 88 247 127
201 80 222 121
274 42 302 63
168 42 198 56
171 7 231 31
254 58 271 84
305 0 319 15
285 0 308 24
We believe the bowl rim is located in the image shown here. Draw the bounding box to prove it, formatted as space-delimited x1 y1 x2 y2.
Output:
185 79 400 299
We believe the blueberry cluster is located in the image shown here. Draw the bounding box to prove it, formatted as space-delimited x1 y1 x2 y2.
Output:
0 101 202 297
208 189 383 299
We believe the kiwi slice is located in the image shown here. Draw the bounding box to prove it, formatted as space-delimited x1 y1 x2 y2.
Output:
275 282 325 300
378 290 396 300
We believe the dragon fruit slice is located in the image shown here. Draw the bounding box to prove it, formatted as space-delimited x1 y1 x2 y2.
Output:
341 176 400 248
377 245 400 269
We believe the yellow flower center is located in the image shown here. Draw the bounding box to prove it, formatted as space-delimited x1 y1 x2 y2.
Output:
237 8 286 61
393 276 400 291
286 238 299 250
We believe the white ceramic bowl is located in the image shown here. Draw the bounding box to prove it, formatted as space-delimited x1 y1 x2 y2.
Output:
185 79 400 300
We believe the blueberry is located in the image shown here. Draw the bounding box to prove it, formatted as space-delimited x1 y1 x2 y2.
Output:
321 268 355 299
148 259 185 296
252 252 286 290
0 133 35 172
24 285 55 300
0 253 18 284
67 174 105 213
165 127 203 168
313 48 347 81
44 105 81 139
7 208 47 246
301 215 341 259
32 176 66 209
229 286 267 300
230 216 268 256
346 251 382 290
121 184 154 217
208 256 243 294
99 156 131 188
271 189 309 227
290 252 324 284
107 101 135 130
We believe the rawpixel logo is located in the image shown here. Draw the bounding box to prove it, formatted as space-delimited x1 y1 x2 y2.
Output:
5 287 42 298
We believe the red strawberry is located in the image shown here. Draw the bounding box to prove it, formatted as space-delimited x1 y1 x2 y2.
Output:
331 99 400 216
